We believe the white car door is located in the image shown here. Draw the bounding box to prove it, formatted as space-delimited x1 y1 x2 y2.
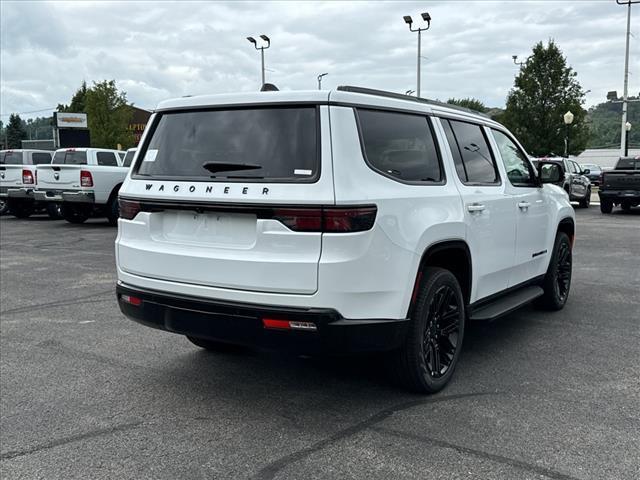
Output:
489 128 551 286
436 118 516 302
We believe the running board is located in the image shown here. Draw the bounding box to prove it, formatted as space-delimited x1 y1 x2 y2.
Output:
469 286 544 321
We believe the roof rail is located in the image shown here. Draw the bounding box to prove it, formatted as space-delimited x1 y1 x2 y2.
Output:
336 85 490 118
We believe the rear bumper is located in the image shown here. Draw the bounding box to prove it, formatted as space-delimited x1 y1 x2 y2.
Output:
34 189 95 203
7 187 34 199
116 282 410 354
598 190 640 201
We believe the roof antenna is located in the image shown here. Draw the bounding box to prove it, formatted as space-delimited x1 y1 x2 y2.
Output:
260 83 279 92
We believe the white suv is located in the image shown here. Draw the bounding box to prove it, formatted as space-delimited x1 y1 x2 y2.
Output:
116 86 575 393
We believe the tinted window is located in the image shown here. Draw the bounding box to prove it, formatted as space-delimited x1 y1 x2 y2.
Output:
137 107 318 182
52 151 87 165
118 152 125 160
1 152 24 164
123 150 136 167
442 120 467 181
615 158 640 170
32 153 52 165
446 120 499 184
492 130 535 186
97 152 118 166
357 109 442 183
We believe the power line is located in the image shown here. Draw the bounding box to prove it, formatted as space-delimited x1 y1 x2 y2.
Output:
0 107 56 117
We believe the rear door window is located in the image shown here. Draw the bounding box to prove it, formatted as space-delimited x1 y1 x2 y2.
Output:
443 119 500 185
1 152 24 164
123 150 136 167
97 152 118 166
53 151 87 165
135 107 319 182
356 109 443 183
32 153 52 165
491 129 535 187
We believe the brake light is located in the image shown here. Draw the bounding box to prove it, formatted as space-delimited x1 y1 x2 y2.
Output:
271 206 377 233
121 294 142 306
119 199 141 220
80 170 93 187
262 318 317 331
22 169 34 184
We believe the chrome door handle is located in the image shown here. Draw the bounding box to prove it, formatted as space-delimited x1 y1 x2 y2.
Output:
467 203 485 213
518 201 531 210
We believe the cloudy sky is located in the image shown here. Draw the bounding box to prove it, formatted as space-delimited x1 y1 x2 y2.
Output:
1 0 637 120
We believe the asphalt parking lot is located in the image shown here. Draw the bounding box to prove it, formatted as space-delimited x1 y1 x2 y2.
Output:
1 207 638 480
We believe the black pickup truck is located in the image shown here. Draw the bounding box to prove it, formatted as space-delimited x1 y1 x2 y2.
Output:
598 156 640 213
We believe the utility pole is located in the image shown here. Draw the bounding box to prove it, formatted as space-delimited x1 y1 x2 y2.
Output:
617 0 638 157
403 13 431 98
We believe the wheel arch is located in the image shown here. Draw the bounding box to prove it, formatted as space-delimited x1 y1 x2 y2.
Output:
557 217 575 246
107 183 123 205
409 240 472 316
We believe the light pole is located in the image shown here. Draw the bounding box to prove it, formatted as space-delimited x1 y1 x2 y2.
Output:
616 0 638 157
625 121 632 156
563 111 574 157
317 73 328 90
403 12 431 98
247 35 270 86
512 55 526 67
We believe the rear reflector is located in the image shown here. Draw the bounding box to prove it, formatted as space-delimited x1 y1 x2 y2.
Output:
119 199 141 220
80 170 93 187
121 294 142 306
262 318 318 331
22 169 34 184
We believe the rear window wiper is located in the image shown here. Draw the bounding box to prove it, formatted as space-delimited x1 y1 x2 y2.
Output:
202 162 263 174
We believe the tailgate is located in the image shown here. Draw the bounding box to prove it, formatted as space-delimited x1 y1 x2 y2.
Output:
0 165 24 190
602 171 640 190
36 165 82 189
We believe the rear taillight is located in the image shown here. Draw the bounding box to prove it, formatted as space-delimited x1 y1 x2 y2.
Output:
121 294 142 306
119 199 141 220
271 206 377 233
22 169 34 184
80 170 93 187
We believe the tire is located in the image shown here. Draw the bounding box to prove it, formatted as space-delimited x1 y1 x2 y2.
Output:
579 188 591 208
600 200 613 214
186 335 245 353
60 204 90 224
46 203 62 220
7 200 34 219
106 196 119 226
0 199 8 216
621 202 631 212
392 267 465 393
536 232 572 311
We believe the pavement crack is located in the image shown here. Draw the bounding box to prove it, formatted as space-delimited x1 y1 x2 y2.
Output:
371 426 581 480
250 391 498 480
0 288 114 316
0 421 143 461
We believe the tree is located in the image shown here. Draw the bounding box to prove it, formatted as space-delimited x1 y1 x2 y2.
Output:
502 40 589 157
447 98 488 113
57 81 88 113
586 96 639 149
6 114 27 149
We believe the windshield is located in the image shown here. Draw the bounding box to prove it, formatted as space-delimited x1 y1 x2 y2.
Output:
52 150 87 165
136 107 318 182
123 150 136 168
1 151 24 165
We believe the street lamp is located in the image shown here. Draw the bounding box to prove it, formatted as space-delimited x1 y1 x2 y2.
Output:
563 111 574 157
616 0 639 156
512 55 525 67
403 12 431 98
317 73 328 90
625 121 632 156
247 34 270 87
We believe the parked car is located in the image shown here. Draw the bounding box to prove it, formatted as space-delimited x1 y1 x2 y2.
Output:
580 163 603 185
598 156 640 213
115 86 575 393
0 149 61 218
34 148 127 225
532 157 591 207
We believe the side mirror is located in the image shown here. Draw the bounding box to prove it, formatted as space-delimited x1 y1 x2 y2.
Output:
538 162 562 184
582 168 590 175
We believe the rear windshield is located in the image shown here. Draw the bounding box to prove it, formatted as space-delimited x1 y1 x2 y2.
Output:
52 151 87 165
615 158 640 170
32 153 52 165
1 152 24 165
123 150 136 167
135 107 318 182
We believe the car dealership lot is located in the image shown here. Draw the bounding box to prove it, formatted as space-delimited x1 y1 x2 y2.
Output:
1 209 638 480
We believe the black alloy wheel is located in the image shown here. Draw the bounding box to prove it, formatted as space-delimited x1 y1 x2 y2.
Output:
422 285 461 379
555 239 572 304
536 232 572 311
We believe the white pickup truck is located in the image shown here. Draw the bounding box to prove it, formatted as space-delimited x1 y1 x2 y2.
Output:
34 147 129 225
0 149 61 218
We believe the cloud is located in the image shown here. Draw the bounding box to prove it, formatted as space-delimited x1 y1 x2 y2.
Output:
0 0 637 120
